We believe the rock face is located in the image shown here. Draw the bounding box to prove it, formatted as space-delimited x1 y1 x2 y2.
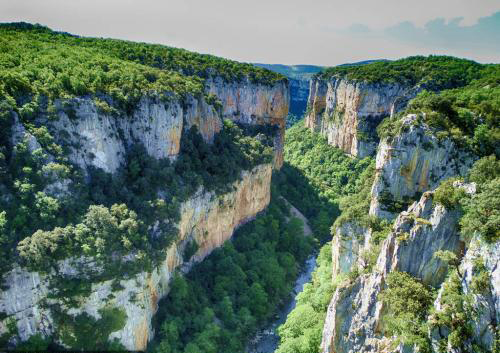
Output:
48 95 221 174
42 78 288 175
331 222 370 277
305 77 418 158
321 190 466 353
431 237 499 352
206 77 289 168
369 115 475 219
0 163 272 351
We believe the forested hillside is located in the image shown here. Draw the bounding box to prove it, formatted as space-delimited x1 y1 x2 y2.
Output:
0 23 288 351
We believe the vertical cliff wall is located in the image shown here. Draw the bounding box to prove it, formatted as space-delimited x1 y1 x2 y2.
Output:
305 77 418 158
206 77 289 168
369 115 475 219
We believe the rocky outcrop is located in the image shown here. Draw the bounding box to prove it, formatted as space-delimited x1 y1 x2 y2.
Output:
370 115 475 219
305 77 418 158
331 222 370 277
206 77 289 168
321 189 467 353
0 163 272 351
47 95 221 174
431 237 499 352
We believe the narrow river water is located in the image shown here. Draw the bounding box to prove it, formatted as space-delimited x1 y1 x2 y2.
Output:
246 254 318 353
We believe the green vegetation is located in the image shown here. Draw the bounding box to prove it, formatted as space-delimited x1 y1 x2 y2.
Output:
54 306 127 350
379 271 434 352
1 120 272 280
378 65 499 158
430 271 475 353
283 123 373 202
276 122 373 241
433 178 466 210
0 22 283 107
319 55 484 90
332 162 375 230
461 174 500 243
151 194 314 353
276 244 335 353
273 123 375 352
430 155 500 244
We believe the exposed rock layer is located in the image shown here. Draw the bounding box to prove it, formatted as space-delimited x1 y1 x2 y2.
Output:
322 191 466 353
305 77 418 158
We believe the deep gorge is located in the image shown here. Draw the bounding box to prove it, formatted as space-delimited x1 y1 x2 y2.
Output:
0 23 498 353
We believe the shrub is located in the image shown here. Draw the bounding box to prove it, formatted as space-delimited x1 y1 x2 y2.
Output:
433 178 466 210
379 271 434 352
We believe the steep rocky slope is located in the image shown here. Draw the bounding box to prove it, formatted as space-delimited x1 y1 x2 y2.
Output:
306 77 418 157
284 58 500 353
305 56 484 158
319 89 498 353
0 23 288 350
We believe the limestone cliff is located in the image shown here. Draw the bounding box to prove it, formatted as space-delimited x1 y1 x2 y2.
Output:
305 77 418 158
369 115 475 220
0 73 287 350
0 164 272 351
206 77 289 168
321 109 495 352
322 188 469 353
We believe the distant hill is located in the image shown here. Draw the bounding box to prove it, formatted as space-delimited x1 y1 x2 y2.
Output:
253 64 323 81
337 59 389 67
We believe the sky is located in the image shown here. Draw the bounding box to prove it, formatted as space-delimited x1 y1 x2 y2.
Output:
1 0 499 66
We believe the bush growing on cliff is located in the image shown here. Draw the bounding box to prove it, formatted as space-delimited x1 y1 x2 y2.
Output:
460 177 500 243
433 178 466 210
379 271 434 352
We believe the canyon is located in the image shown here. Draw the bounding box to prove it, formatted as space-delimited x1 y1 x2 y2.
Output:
0 24 498 353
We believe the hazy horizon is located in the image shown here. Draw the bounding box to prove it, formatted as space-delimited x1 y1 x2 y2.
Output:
1 0 499 66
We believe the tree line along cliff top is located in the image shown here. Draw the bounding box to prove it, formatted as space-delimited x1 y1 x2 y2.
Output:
0 22 286 108
316 55 490 90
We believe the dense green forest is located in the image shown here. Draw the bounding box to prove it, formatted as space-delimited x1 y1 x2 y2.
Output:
318 55 485 90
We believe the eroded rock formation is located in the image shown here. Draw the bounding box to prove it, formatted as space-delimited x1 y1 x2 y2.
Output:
305 77 419 158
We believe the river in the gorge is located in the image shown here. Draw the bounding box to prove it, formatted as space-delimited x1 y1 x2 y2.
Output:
246 254 318 353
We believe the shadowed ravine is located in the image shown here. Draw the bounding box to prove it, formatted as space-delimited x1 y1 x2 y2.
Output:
247 202 317 353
